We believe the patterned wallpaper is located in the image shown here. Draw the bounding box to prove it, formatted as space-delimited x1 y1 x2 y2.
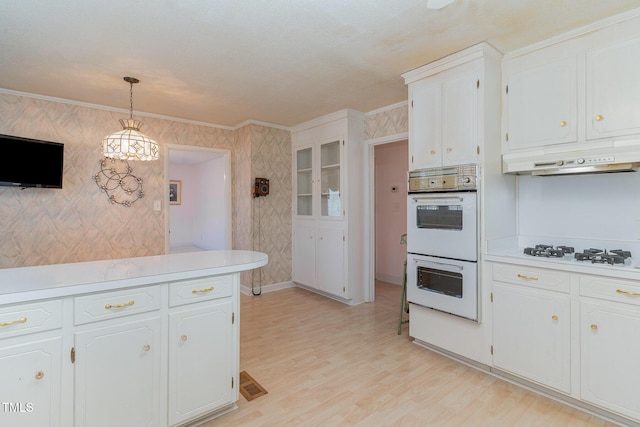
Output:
0 91 405 289
365 102 408 139
0 93 288 280
249 124 292 288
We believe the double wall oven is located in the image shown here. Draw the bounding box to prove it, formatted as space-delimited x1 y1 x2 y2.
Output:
407 164 479 321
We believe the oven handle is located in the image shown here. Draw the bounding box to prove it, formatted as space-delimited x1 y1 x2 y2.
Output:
413 258 464 270
411 195 464 203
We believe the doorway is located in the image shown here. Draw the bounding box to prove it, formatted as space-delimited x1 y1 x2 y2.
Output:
374 140 408 286
364 135 409 302
164 144 232 254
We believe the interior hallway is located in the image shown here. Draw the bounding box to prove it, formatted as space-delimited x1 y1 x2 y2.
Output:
205 282 615 426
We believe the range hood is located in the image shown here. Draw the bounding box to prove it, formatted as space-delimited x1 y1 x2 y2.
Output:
502 140 640 176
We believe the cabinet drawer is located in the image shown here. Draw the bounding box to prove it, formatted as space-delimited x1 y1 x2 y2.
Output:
0 300 63 339
580 275 640 306
74 286 161 325
169 275 232 307
492 263 570 293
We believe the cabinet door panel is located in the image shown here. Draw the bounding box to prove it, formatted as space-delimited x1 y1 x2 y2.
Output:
493 283 570 393
295 146 314 217
506 58 577 150
442 66 479 166
169 301 233 426
74 317 161 427
587 37 640 139
317 227 345 297
581 301 640 420
410 78 441 169
0 337 62 427
293 225 316 287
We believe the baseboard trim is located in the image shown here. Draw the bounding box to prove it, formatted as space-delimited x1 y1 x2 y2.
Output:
240 281 296 296
413 339 640 427
375 274 402 286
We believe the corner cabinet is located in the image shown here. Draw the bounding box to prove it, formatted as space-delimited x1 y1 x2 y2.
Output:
292 110 364 302
402 42 502 170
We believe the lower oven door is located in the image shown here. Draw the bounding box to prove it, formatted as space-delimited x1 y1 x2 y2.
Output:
407 253 478 322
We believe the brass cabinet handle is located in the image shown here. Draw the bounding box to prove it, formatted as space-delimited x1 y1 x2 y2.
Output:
446 147 452 152
591 324 598 331
35 371 44 380
0 317 27 327
143 344 151 352
560 121 567 127
191 286 214 294
517 274 539 281
430 150 436 155
595 114 604 121
181 335 188 342
105 300 135 310
616 289 640 297
551 315 558 321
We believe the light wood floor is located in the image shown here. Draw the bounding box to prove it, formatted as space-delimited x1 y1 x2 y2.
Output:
204 282 617 427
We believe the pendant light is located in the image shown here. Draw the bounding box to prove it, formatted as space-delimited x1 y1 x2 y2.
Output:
102 77 159 161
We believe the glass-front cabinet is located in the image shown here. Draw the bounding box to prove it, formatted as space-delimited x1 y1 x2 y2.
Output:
294 140 343 218
296 147 313 216
320 140 341 217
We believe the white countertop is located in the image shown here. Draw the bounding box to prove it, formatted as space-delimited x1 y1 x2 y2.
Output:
0 250 268 305
485 236 640 281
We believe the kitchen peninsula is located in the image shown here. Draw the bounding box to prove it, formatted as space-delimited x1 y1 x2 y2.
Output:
0 250 267 427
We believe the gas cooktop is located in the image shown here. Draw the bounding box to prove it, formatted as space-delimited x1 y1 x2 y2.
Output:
524 244 633 266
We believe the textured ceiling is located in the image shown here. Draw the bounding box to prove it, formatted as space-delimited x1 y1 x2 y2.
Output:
1 0 639 128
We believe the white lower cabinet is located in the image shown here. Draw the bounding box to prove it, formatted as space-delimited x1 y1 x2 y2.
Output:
0 336 63 426
317 226 345 298
292 224 316 288
581 300 640 421
168 300 234 426
74 316 162 427
292 222 346 298
490 262 640 424
492 282 571 393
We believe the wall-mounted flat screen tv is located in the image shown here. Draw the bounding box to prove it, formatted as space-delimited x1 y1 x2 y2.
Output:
0 134 64 188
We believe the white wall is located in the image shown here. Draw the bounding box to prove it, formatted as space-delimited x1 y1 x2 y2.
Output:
169 157 228 250
518 172 640 242
374 140 408 285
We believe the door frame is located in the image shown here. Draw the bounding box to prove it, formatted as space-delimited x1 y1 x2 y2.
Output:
164 144 232 254
363 132 408 302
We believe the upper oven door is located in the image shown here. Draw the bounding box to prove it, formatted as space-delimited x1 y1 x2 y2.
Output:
407 192 477 261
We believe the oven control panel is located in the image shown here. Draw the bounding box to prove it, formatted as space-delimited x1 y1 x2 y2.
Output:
408 164 477 192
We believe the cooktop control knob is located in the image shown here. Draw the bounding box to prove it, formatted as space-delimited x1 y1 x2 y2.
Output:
463 177 471 183
577 158 585 164
556 160 564 166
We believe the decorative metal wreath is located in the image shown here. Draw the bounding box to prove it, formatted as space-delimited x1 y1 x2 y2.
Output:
93 158 144 207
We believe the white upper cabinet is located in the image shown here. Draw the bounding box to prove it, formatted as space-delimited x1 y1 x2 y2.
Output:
408 77 441 169
503 13 640 153
403 43 501 170
407 58 480 169
586 36 640 140
504 57 577 150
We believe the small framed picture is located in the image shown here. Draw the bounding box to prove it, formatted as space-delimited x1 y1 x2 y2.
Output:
169 180 182 205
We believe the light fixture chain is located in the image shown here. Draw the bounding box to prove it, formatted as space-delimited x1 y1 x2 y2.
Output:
129 81 134 120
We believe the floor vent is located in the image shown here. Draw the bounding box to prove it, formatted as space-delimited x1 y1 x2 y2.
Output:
239 370 268 401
